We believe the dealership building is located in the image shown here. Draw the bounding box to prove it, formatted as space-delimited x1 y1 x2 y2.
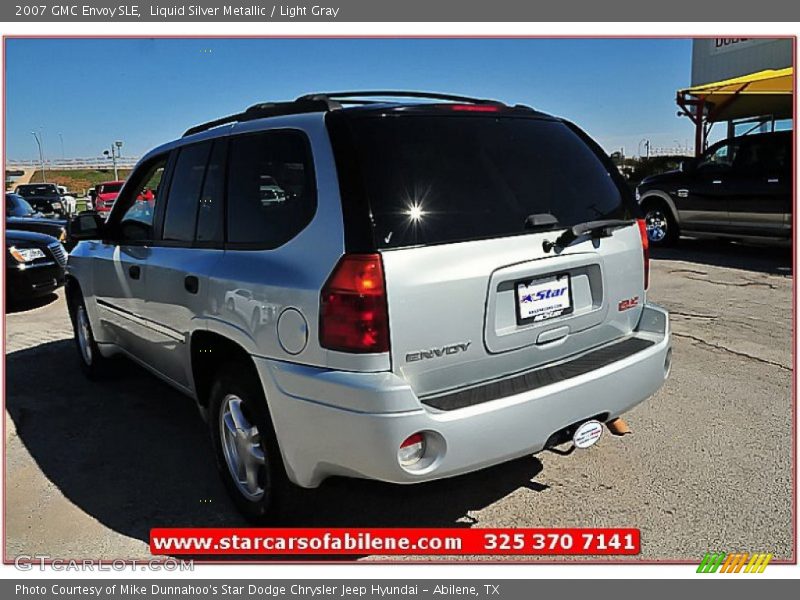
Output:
678 38 793 155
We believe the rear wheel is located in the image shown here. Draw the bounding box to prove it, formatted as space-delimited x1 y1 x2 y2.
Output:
643 199 679 246
209 362 292 523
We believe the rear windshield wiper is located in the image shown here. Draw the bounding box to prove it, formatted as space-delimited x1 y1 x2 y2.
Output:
543 219 634 252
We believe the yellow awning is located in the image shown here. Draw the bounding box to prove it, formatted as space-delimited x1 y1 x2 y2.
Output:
680 67 793 98
678 67 793 121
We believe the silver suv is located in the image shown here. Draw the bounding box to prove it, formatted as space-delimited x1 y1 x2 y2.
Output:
66 91 672 521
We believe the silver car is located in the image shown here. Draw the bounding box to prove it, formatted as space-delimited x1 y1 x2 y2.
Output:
65 91 671 522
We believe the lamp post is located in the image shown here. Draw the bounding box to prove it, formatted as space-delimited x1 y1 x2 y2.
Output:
103 140 123 180
31 131 46 182
638 138 651 160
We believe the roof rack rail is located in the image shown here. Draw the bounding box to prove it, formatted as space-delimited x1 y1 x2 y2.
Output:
297 90 504 106
182 97 340 137
182 91 510 137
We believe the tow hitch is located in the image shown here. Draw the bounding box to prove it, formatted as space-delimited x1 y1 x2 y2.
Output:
545 417 632 455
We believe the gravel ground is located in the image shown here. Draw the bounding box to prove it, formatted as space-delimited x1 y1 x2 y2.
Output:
4 238 793 562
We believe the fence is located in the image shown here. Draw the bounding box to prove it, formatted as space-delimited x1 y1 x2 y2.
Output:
6 157 140 170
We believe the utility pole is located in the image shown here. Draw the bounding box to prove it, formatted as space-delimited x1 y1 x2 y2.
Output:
59 132 65 160
31 131 46 182
103 140 124 180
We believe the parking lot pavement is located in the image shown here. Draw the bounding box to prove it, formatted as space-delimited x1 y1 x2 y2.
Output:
4 239 793 562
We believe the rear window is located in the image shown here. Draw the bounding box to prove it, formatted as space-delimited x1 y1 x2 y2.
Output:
16 185 58 197
6 194 35 216
342 115 627 249
98 183 123 194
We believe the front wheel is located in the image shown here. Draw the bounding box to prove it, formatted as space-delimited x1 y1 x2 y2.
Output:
70 294 112 379
643 200 679 247
209 362 292 523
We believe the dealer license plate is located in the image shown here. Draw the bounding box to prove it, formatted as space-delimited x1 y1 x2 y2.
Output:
515 274 573 324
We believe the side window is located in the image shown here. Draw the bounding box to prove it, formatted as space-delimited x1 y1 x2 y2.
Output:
699 140 740 172
118 155 168 242
162 141 213 243
226 130 316 247
748 137 790 175
775 138 791 174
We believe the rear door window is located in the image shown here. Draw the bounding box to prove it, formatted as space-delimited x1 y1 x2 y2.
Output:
196 140 227 243
737 135 791 176
226 130 316 247
342 115 626 249
162 141 213 243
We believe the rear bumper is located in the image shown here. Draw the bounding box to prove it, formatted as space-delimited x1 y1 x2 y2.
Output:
256 304 671 488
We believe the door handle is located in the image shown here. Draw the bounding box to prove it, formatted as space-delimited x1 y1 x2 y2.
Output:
768 178 780 183
128 265 141 280
184 275 199 294
712 180 723 185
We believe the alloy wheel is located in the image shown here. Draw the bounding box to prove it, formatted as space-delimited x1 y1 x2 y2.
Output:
646 209 668 243
219 394 266 501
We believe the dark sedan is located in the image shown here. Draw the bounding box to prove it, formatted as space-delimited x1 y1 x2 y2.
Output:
14 183 67 217
6 229 67 305
5 193 71 248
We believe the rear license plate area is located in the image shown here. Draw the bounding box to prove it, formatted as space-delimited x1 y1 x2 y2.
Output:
515 274 573 325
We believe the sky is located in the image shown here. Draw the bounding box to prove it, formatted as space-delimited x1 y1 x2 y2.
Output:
5 38 696 161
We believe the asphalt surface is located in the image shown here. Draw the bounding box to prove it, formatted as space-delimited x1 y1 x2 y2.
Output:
4 239 793 562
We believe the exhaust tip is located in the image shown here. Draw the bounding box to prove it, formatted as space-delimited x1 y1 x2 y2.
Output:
606 418 632 436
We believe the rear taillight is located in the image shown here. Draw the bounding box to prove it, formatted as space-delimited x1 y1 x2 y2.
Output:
637 219 650 290
319 253 390 353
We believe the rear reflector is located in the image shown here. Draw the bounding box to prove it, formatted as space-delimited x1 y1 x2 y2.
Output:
398 433 426 467
319 254 390 353
637 219 650 290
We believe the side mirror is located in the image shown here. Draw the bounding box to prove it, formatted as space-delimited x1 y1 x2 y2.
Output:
679 158 697 173
68 211 104 241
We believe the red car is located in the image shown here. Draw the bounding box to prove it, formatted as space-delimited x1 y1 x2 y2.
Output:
93 181 124 215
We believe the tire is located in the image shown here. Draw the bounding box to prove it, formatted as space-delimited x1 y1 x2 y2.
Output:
209 362 292 523
642 199 679 247
69 293 113 379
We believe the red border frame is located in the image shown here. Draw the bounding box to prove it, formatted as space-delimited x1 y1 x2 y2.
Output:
1 34 796 568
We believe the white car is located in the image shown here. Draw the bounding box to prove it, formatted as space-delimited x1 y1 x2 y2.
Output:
224 288 280 330
58 185 77 216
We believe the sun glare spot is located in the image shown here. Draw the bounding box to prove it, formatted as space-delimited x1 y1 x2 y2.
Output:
406 203 426 221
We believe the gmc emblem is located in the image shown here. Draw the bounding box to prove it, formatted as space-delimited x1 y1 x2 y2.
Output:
618 297 640 311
